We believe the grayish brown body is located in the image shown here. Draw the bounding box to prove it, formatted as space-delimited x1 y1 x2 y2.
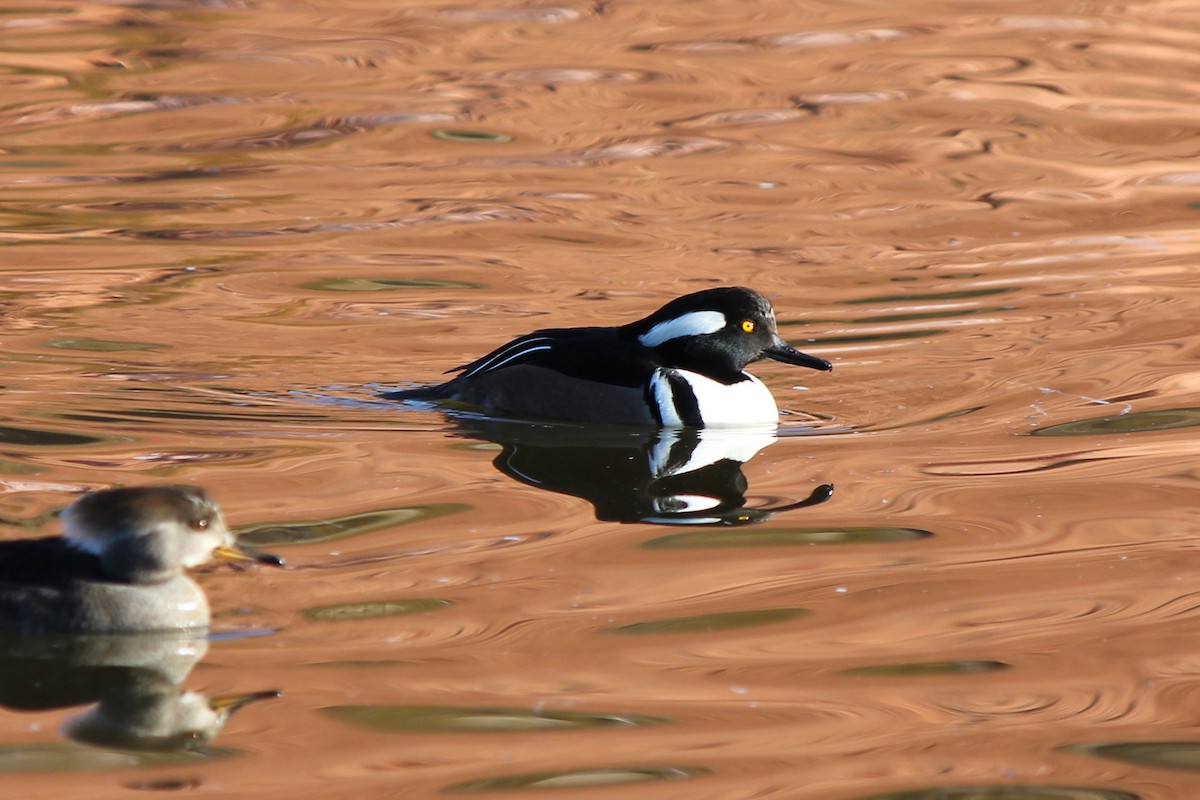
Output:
0 486 281 634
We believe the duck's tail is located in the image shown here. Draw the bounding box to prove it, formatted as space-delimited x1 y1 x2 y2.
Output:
380 383 453 401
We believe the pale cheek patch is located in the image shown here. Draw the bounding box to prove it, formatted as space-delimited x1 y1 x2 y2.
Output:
181 545 213 569
638 311 727 348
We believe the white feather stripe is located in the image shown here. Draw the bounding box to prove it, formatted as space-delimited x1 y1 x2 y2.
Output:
648 371 683 426
461 337 553 378
472 345 552 374
638 311 727 348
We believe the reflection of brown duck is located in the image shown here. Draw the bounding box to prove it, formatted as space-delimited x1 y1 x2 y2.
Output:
0 486 282 634
0 632 278 754
65 671 279 753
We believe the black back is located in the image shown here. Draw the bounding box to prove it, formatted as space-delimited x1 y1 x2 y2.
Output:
0 537 110 590
386 325 659 400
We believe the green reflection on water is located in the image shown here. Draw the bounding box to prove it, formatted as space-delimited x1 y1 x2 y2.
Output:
857 787 1137 800
840 287 1017 304
447 765 706 792
1032 407 1200 436
853 305 1011 324
300 278 483 292
643 526 932 549
430 129 514 143
44 338 165 352
1069 741 1200 770
0 425 107 447
611 607 810 635
0 742 236 773
307 659 411 668
324 704 667 732
840 660 1010 677
237 503 468 546
537 233 599 243
302 598 452 621
807 329 947 345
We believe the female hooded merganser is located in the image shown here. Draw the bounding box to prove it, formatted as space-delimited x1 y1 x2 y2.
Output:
0 486 282 634
384 286 832 426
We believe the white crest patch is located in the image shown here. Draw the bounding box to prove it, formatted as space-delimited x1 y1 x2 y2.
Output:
638 311 727 348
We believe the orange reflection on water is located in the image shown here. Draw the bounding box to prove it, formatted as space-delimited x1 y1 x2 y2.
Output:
3 0 1200 798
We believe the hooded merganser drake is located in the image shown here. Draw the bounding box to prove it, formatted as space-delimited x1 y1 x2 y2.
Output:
384 286 832 426
0 486 283 634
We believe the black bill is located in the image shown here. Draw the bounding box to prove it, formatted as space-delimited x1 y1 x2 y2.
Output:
763 338 833 371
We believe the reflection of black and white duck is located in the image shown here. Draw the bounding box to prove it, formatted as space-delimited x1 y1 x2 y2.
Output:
386 287 831 426
454 420 833 525
0 486 282 634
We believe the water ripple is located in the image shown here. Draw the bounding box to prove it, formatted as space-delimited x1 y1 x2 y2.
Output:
5 2 1200 797
631 26 927 53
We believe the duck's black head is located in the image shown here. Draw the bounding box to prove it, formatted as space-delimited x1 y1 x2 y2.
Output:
626 287 832 384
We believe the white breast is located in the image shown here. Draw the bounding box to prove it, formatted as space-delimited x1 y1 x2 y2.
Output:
651 369 780 427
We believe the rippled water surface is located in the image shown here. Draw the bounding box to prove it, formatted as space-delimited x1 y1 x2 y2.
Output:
3 1 1200 798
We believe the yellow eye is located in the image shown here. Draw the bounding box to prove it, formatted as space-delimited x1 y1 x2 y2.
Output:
741 320 755 333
